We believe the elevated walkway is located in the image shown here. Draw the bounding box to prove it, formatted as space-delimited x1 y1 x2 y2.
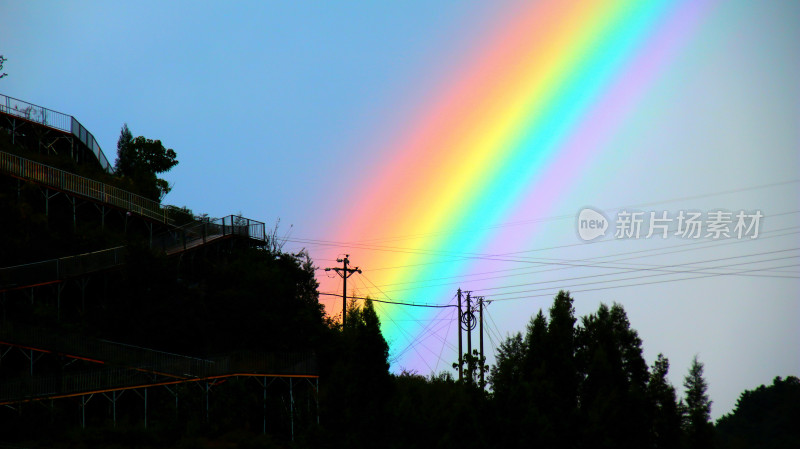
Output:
1 150 169 223
0 325 317 405
0 214 266 293
0 93 111 172
0 246 126 292
153 215 266 255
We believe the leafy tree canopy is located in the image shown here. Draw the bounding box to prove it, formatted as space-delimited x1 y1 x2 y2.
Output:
488 292 685 449
114 123 178 201
716 376 800 449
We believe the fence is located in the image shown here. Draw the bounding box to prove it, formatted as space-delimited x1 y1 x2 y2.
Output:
0 342 318 403
0 151 169 223
0 325 215 379
0 367 155 403
0 247 127 291
0 353 317 403
154 215 266 254
0 325 317 403
0 215 267 291
0 93 111 172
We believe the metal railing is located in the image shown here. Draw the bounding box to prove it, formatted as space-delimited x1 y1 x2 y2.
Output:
0 150 169 222
0 93 111 172
155 215 266 254
0 325 215 378
217 351 318 376
0 246 126 291
0 216 266 291
0 352 317 403
0 367 155 402
0 326 317 381
0 325 317 402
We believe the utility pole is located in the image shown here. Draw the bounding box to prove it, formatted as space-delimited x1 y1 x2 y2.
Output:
457 288 463 382
324 255 361 328
478 296 485 389
466 291 472 382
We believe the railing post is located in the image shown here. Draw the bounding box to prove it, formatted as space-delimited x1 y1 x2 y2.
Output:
290 378 294 442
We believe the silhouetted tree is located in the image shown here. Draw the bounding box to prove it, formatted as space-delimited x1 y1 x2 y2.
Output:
490 332 524 395
389 369 489 449
113 124 178 201
488 293 707 449
523 309 548 376
329 297 391 448
716 376 800 449
488 332 526 447
114 123 134 174
349 297 390 377
648 353 682 449
0 55 8 79
578 302 650 449
683 355 714 449
523 309 556 447
545 290 579 448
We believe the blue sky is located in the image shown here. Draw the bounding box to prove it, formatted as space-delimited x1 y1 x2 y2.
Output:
2 0 798 419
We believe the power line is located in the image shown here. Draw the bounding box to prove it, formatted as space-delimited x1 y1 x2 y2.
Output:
477 250 800 298
488 261 800 302
317 292 456 308
288 210 798 266
370 233 800 295
289 180 799 253
473 248 800 296
361 223 800 290
324 254 361 326
329 272 459 371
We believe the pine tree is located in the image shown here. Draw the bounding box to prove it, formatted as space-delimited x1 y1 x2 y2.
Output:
545 290 579 448
523 309 548 378
338 297 391 448
489 332 524 397
683 355 714 448
578 303 649 449
648 354 682 449
114 123 134 175
523 309 553 447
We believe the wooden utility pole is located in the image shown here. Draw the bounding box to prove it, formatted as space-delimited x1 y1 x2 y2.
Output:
457 288 463 382
324 255 361 328
466 291 472 381
478 296 485 389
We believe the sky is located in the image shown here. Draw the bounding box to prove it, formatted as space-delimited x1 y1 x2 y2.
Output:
1 0 798 419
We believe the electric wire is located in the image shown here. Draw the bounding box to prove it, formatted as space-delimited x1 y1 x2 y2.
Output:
477 250 800 298
363 223 800 291
348 275 439 374
289 179 798 253
368 224 800 294
488 261 800 302
474 248 800 296
360 274 457 369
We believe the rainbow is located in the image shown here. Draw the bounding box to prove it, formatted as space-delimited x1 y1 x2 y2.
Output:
324 0 714 372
